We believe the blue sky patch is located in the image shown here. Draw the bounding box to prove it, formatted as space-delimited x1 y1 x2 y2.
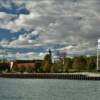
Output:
0 28 24 40
0 2 29 15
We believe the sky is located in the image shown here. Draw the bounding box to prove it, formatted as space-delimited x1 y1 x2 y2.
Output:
0 0 100 60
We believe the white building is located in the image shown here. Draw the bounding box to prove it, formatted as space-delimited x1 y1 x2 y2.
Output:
97 39 100 71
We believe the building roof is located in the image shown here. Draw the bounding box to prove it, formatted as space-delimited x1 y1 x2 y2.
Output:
15 60 43 64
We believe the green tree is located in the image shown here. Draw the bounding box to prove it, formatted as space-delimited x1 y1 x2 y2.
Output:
12 65 19 72
25 66 34 73
63 58 72 72
86 56 96 71
0 62 10 72
51 61 63 73
72 56 87 71
43 54 52 73
35 61 43 73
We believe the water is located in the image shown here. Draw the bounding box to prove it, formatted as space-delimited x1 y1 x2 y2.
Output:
0 78 100 100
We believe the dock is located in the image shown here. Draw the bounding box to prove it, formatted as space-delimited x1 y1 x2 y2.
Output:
0 73 100 80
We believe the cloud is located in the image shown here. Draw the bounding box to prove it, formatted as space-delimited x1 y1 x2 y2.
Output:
0 12 18 32
7 51 46 60
0 0 100 56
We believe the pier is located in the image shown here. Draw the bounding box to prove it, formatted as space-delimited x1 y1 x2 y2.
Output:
0 73 100 80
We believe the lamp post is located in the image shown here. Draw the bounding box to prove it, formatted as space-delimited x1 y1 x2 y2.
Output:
97 39 100 71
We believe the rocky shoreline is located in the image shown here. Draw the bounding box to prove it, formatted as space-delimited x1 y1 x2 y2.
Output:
0 73 100 80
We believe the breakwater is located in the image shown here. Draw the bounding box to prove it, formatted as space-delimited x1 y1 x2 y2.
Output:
0 73 100 80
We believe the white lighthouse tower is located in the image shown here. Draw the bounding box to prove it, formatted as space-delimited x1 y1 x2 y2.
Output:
97 39 100 71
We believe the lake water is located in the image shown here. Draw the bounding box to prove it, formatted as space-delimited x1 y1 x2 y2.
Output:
0 78 100 100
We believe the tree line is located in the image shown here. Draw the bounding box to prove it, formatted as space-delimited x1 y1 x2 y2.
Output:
0 55 97 73
42 55 97 73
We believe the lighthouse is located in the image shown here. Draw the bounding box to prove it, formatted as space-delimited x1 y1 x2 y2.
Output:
48 48 52 64
97 39 100 71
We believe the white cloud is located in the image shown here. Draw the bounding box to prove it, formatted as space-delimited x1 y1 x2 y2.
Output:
7 51 45 60
0 12 18 32
0 0 100 55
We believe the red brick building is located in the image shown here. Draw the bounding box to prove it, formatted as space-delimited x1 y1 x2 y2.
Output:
10 60 43 72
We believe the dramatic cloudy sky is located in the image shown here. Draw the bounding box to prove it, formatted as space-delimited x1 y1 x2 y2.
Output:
0 0 100 59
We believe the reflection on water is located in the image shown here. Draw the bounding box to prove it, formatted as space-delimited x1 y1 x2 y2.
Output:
0 78 99 100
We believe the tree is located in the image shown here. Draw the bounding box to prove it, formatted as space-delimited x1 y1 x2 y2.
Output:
86 56 96 71
0 62 10 72
25 66 34 73
57 51 67 65
43 61 51 73
35 61 43 73
43 54 52 73
50 62 63 73
72 56 87 71
63 58 72 72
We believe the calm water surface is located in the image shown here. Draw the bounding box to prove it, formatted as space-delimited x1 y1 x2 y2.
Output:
0 78 100 100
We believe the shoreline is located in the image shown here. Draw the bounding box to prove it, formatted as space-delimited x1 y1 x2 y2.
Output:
0 73 100 80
